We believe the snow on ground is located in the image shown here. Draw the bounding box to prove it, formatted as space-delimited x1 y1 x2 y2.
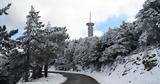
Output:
49 48 160 84
82 48 160 84
81 65 160 84
18 48 160 84
17 73 67 84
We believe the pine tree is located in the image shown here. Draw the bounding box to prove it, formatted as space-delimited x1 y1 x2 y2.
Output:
0 3 25 84
0 3 17 52
55 40 78 71
0 3 11 15
136 0 160 46
41 23 68 77
18 6 44 81
71 37 99 70
0 3 18 70
99 22 138 64
0 25 18 51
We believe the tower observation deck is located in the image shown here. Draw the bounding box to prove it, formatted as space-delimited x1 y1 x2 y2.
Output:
86 12 94 37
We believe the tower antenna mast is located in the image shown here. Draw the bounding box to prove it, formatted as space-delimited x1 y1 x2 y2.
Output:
89 12 91 23
86 12 94 37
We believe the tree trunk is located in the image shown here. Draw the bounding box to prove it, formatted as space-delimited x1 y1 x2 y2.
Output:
44 63 48 77
31 66 37 79
24 45 30 82
38 66 42 78
24 70 29 82
32 65 42 79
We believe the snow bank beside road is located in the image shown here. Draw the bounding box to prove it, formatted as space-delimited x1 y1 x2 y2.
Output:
82 48 160 84
82 65 160 84
17 73 67 84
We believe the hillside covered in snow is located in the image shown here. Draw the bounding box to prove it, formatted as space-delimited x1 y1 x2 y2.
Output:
19 47 160 84
89 48 160 84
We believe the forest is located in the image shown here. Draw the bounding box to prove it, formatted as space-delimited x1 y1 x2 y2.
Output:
0 0 160 84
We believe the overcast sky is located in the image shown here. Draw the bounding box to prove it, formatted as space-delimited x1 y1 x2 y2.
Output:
0 0 146 39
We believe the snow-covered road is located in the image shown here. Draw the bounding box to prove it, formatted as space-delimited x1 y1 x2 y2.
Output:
17 73 67 84
49 71 100 84
17 71 100 84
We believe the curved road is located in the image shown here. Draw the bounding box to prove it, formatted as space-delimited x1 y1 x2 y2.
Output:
48 71 100 84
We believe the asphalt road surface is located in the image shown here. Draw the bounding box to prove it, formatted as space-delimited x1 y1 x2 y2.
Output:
48 71 100 84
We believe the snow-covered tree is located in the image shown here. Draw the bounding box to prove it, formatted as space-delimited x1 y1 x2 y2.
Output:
38 23 69 77
0 4 25 84
18 6 44 81
136 0 160 46
117 22 138 52
0 3 17 54
54 40 79 71
0 3 17 71
58 40 78 64
99 22 138 64
0 3 11 15
73 37 99 70
0 25 18 52
55 37 99 71
100 28 121 63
